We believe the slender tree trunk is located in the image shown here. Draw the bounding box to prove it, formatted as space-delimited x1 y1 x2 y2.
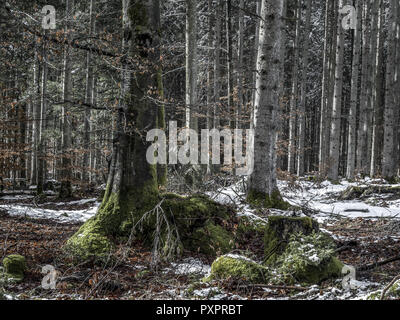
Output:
236 0 244 130
214 0 222 129
328 0 345 181
356 0 370 175
83 0 96 184
319 0 333 174
186 0 198 132
288 0 300 174
370 0 384 177
37 31 48 195
59 0 74 198
346 0 362 179
297 0 312 177
382 0 398 180
31 41 41 185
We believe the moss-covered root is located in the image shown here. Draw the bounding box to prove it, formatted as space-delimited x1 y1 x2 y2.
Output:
264 216 319 265
65 191 237 262
1 254 26 282
64 218 114 262
204 255 269 284
246 189 291 210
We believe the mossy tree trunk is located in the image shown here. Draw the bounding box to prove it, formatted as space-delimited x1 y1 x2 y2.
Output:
65 0 163 260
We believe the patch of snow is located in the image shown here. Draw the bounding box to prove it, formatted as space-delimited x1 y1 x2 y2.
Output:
166 258 211 276
0 202 100 223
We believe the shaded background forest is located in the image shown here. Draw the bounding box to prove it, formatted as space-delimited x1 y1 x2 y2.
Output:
0 0 399 196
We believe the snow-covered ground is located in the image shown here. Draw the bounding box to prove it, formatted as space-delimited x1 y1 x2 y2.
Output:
209 178 400 222
0 198 100 223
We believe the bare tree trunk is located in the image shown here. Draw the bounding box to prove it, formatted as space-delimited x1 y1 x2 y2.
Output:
288 0 300 174
356 0 370 175
236 0 244 130
370 0 384 177
186 0 198 132
247 0 287 209
59 0 74 198
214 0 222 129
83 0 96 184
382 0 398 181
297 0 312 177
31 41 41 185
328 0 345 181
346 0 362 179
37 31 49 195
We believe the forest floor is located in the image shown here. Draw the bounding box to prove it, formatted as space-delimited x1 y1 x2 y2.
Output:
1 177 400 300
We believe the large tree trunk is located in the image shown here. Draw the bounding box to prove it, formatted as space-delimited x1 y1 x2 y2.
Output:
247 0 288 209
65 0 162 260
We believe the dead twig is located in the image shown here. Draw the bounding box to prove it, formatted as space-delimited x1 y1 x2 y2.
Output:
380 275 400 300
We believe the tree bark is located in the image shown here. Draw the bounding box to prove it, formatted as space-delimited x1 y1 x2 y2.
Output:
247 0 287 209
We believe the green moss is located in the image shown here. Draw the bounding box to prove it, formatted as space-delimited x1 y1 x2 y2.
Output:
2 255 26 282
65 190 236 261
246 189 291 210
264 216 319 265
187 221 234 256
204 255 269 283
64 218 114 262
237 215 268 235
275 232 343 285
161 194 236 257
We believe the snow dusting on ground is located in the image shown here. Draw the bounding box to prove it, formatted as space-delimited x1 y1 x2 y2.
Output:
0 197 99 223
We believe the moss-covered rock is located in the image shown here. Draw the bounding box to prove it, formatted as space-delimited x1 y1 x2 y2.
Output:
339 185 400 200
246 189 291 210
237 215 268 235
187 221 234 256
204 255 269 283
264 216 319 265
275 232 343 285
2 255 26 282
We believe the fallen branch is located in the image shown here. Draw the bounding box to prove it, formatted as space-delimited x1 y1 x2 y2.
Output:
241 284 309 291
357 255 400 272
381 275 400 300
